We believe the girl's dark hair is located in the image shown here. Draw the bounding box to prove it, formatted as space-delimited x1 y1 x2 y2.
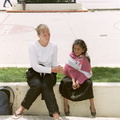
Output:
72 39 88 55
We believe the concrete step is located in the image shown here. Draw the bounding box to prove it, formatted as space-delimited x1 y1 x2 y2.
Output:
7 3 88 12
0 82 120 118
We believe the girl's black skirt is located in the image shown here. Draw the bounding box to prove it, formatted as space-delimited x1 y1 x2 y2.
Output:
59 76 94 101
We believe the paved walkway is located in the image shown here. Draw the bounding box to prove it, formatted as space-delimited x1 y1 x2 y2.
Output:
0 115 120 120
0 11 120 67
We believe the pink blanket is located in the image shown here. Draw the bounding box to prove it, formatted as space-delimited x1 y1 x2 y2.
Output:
63 52 92 84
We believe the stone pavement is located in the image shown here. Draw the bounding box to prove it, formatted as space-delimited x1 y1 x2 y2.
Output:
0 115 120 120
0 11 120 67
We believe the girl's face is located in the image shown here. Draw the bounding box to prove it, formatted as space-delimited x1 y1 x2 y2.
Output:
73 44 84 56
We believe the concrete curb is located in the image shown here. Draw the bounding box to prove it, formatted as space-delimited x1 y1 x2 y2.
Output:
0 82 120 117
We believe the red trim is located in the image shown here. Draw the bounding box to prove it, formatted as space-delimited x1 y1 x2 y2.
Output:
6 10 88 13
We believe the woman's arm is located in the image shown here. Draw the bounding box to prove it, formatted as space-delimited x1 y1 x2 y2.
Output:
51 43 59 67
51 43 63 73
29 44 51 73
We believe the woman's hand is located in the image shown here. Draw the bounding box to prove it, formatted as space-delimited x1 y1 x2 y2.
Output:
51 66 63 73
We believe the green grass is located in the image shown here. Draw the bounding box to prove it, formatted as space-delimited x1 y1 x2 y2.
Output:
91 67 120 82
0 67 27 82
0 67 120 82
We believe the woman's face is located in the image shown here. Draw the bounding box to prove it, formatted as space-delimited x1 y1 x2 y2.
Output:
39 31 50 43
73 44 84 56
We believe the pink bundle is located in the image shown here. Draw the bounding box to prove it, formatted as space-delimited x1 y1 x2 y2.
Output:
63 52 92 84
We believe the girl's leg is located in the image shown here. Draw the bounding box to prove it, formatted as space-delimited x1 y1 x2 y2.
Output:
89 98 95 108
64 98 70 116
89 98 96 117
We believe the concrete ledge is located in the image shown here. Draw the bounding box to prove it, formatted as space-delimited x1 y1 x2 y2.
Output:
0 82 120 117
8 3 88 12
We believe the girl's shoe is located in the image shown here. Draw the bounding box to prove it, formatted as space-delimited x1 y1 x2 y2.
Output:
64 104 70 116
90 106 96 117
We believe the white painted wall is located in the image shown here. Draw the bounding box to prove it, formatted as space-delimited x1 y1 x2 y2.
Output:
0 82 120 117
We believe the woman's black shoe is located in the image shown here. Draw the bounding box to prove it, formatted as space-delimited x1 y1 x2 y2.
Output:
65 104 70 116
90 106 96 117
